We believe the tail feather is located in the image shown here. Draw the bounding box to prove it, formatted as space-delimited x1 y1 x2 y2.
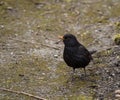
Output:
89 50 97 55
89 50 97 61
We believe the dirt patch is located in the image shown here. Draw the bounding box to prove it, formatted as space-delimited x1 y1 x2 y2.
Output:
0 0 120 100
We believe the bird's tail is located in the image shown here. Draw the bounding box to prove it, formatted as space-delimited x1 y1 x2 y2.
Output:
89 50 97 61
89 50 97 55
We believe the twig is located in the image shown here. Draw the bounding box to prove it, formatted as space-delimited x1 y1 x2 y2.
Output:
0 88 47 100
40 43 60 50
8 37 60 50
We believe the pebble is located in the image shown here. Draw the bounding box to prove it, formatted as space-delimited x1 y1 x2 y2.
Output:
42 73 45 75
11 52 14 55
115 90 120 99
115 90 120 94
0 25 4 28
7 6 13 10
0 1 4 5
54 54 58 58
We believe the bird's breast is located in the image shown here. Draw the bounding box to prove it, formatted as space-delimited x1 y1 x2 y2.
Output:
63 47 76 57
63 47 76 65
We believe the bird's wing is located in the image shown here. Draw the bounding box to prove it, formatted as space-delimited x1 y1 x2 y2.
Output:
71 52 90 67
78 45 90 56
77 45 93 60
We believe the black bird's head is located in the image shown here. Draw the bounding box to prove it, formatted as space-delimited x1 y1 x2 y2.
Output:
59 34 79 47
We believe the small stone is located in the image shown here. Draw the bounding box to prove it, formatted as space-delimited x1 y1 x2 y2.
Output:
37 25 40 29
0 1 4 6
115 94 120 98
15 34 18 36
111 73 115 76
11 52 14 55
113 34 120 45
35 3 45 9
19 74 24 77
54 54 58 58
42 73 45 75
0 25 4 28
106 70 109 73
7 6 13 10
115 90 120 94
64 13 68 17
117 56 120 59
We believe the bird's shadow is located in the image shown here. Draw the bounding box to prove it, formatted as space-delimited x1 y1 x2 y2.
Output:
66 73 96 84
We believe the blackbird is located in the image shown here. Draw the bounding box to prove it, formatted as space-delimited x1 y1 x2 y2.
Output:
59 33 95 75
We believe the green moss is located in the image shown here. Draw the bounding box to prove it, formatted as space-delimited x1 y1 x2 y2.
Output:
96 49 112 57
69 95 93 100
113 34 120 45
78 32 94 46
96 17 109 23
0 0 119 99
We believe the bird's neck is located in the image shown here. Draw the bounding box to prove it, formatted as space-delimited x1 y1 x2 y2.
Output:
65 42 80 47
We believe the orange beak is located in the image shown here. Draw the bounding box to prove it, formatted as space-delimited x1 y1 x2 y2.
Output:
58 35 64 40
55 35 64 44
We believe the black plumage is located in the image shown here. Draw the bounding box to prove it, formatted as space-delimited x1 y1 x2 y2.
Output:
60 33 94 75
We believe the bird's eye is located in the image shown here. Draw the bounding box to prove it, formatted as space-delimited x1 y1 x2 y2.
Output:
64 37 67 39
64 36 69 40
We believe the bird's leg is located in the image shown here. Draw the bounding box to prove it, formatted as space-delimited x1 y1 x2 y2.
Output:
84 68 86 77
70 68 75 81
73 68 75 73
71 68 75 77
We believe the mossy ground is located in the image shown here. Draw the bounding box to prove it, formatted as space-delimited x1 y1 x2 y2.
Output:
0 0 120 99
